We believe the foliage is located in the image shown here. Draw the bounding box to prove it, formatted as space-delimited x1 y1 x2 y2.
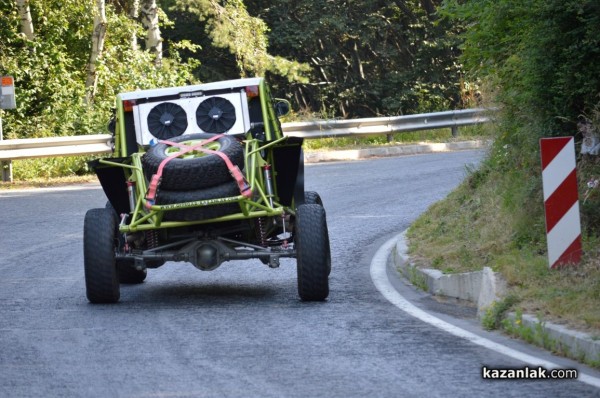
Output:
438 0 600 242
245 0 467 117
166 0 310 83
1 0 470 150
0 0 199 144
481 295 519 331
163 0 467 118
92 8 200 108
0 0 91 138
303 125 487 152
408 0 600 341
12 156 94 180
441 0 600 135
2 0 481 180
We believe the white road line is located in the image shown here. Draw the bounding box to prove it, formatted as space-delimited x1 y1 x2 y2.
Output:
369 233 600 389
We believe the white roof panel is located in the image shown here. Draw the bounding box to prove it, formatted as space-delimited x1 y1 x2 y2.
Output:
117 77 264 101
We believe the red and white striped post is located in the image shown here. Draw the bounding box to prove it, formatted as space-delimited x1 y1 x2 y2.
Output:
540 137 582 268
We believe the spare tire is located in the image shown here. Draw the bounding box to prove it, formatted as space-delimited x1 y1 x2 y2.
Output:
142 133 244 190
156 181 241 221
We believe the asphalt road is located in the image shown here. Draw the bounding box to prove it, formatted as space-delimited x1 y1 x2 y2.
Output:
1 150 599 397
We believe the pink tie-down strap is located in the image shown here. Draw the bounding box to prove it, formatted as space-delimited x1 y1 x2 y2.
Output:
145 135 251 209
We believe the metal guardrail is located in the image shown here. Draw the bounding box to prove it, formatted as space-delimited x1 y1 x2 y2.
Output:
0 108 491 182
282 108 491 138
0 134 113 161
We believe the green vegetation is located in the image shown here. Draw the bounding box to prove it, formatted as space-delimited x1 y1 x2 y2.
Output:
303 125 487 152
408 0 600 332
1 0 465 142
244 0 471 118
9 156 93 180
0 0 199 141
481 295 519 331
1 1 472 180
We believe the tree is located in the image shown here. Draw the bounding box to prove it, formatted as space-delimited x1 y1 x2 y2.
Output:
442 0 600 135
16 0 34 40
141 0 163 66
247 0 462 117
166 0 309 82
85 0 107 104
128 0 140 50
439 0 600 245
0 0 199 141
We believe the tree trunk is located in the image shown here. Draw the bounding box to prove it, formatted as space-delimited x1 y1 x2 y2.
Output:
16 0 35 40
141 0 162 66
85 0 107 105
129 0 139 51
352 41 366 81
420 0 437 18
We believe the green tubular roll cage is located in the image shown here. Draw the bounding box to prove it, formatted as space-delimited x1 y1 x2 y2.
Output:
98 78 302 234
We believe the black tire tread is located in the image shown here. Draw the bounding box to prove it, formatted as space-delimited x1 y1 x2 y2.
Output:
303 192 331 275
295 204 330 301
304 191 323 206
141 133 244 190
84 208 120 303
156 181 241 221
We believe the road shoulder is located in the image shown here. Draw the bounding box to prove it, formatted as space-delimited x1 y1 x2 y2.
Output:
389 230 600 370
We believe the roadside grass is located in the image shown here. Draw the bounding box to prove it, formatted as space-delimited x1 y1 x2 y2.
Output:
406 146 600 333
303 125 487 151
12 156 94 179
0 175 96 189
0 156 96 189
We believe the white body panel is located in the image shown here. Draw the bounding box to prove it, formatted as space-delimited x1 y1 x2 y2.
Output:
132 91 251 146
118 77 263 101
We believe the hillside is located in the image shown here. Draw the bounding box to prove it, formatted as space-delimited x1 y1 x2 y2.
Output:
407 0 600 363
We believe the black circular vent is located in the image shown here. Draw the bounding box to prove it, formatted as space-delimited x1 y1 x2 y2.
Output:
196 97 236 134
147 102 188 140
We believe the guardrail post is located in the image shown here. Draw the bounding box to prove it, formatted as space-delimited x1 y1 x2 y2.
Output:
451 126 458 137
1 160 12 183
0 111 12 182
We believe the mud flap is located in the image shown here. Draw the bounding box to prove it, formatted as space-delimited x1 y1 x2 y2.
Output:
88 158 130 216
272 138 304 207
293 148 305 207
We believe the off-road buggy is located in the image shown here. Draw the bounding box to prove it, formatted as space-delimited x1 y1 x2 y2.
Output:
84 77 330 303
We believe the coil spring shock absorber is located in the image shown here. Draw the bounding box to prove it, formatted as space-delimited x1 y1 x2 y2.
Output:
255 217 268 247
146 230 159 249
262 164 274 208
126 180 136 212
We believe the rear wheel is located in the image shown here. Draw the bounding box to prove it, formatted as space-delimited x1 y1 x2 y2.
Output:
295 204 330 301
303 191 331 275
304 191 323 206
84 208 120 303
